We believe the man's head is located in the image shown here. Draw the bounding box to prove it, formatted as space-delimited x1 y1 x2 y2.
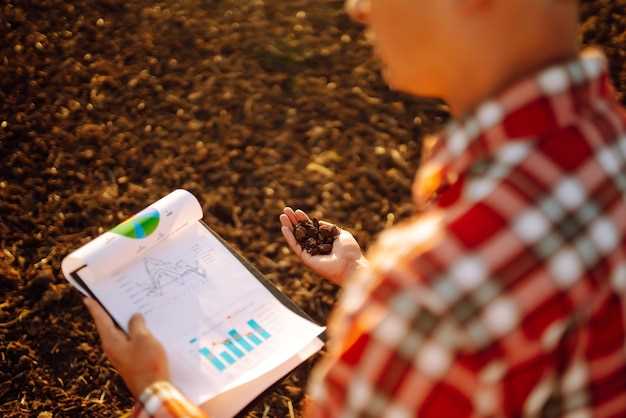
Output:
346 0 579 115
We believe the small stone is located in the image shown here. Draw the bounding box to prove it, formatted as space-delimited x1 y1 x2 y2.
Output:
307 126 326 140
26 267 54 299
96 18 105 27
188 120 203 131
318 243 332 254
80 149 95 160
187 91 202 102
1 121 7 128
294 224 307 241
76 123 104 139
56 107 70 119
68 100 81 111
319 224 339 239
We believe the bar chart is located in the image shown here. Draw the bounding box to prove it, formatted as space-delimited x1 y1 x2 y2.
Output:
194 319 272 373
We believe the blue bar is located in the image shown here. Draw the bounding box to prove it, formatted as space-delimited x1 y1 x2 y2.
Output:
248 319 271 339
224 339 245 358
198 347 226 372
220 351 236 365
229 329 254 352
247 332 262 346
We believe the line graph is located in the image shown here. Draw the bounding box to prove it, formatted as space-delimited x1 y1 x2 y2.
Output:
141 256 210 296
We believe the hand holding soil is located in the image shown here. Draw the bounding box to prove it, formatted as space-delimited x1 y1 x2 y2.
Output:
293 217 340 256
280 207 366 286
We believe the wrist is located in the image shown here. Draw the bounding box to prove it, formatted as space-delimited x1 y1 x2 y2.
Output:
350 256 370 276
129 371 170 399
333 255 368 285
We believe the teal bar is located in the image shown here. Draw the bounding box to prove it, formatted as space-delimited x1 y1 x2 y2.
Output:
224 339 245 358
247 332 262 346
199 347 226 372
220 351 236 365
229 329 254 352
248 319 271 339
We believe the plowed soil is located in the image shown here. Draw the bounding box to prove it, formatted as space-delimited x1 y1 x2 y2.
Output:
1 0 624 416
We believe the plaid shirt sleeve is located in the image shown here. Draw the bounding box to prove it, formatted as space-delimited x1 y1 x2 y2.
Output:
305 213 493 418
305 50 626 418
131 382 207 418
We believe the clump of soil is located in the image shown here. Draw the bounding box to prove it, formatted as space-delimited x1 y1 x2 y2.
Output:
294 219 340 255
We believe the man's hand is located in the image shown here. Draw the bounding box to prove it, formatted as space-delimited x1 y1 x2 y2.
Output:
279 207 368 285
84 298 170 399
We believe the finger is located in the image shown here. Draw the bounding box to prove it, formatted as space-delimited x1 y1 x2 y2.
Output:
294 209 311 222
128 313 149 338
284 207 298 225
281 226 302 256
84 298 126 346
279 213 294 230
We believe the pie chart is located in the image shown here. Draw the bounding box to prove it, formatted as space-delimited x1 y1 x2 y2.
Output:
111 208 160 239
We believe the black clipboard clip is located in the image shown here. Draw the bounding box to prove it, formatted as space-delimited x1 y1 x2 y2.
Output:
71 265 126 333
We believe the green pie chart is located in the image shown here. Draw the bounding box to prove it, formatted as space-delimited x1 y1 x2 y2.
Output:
111 208 160 239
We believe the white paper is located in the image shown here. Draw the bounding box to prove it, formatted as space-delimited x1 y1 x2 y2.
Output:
200 338 324 418
61 190 325 405
62 189 202 280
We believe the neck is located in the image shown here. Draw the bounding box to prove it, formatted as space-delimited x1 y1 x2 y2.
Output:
448 45 579 117
446 0 580 118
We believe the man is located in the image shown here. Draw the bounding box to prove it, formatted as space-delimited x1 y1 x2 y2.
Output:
84 0 626 416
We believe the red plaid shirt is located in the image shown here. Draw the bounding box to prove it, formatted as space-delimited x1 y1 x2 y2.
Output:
133 50 626 418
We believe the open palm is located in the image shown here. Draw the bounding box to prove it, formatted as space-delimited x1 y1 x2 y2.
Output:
279 207 364 285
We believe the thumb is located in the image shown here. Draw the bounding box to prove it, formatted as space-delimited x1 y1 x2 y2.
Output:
84 297 126 346
128 313 149 338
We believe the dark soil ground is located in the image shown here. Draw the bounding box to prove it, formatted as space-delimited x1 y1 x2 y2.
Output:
0 0 624 417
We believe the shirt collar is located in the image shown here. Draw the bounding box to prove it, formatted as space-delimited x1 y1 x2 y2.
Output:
414 49 613 207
